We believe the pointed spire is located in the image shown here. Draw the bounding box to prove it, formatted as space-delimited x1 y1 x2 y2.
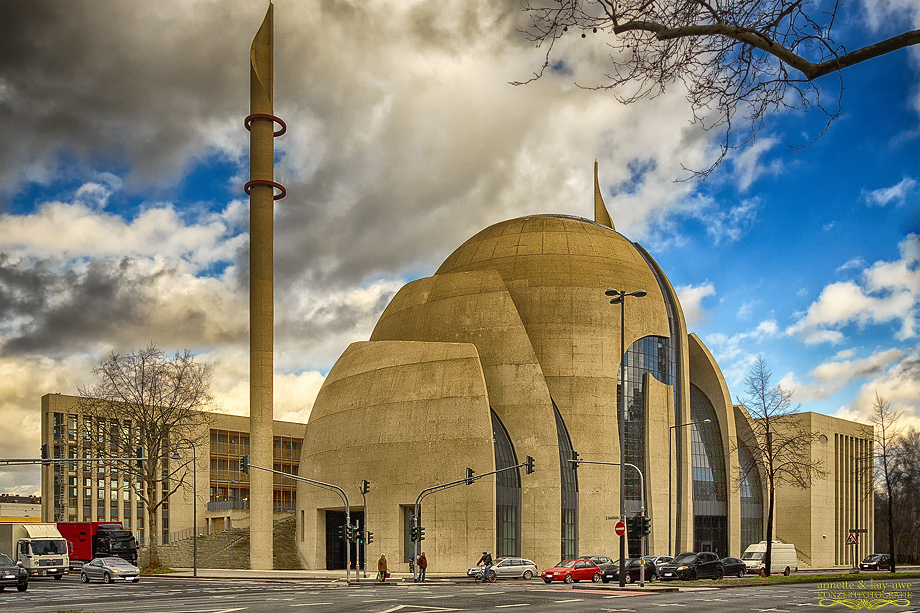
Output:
594 160 614 230
250 3 274 115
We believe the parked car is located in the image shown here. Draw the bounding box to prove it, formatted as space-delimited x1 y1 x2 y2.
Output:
721 557 747 578
601 558 658 584
658 552 723 581
541 559 603 584
646 555 674 567
80 557 140 584
465 557 538 580
582 555 616 570
0 553 28 592
860 554 893 571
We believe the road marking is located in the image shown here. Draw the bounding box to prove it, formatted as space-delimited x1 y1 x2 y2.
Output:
554 599 584 603
495 605 530 609
289 604 334 608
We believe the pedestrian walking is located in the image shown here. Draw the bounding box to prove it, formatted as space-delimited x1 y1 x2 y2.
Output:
377 554 388 583
417 552 428 582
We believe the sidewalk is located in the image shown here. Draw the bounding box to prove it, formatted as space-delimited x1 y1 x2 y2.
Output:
166 568 465 582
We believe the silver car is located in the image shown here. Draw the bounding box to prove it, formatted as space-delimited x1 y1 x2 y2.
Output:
80 557 140 584
466 557 538 580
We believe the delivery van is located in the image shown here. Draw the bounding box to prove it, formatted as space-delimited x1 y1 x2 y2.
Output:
741 540 798 576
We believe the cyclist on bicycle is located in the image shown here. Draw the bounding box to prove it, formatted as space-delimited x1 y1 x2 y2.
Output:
477 551 493 580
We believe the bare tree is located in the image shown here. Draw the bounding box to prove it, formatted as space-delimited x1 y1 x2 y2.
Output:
869 392 902 572
891 428 920 563
515 0 920 178
77 344 215 569
735 355 825 576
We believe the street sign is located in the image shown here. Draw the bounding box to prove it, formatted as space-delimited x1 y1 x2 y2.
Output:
846 534 859 546
849 528 868 534
615 521 626 537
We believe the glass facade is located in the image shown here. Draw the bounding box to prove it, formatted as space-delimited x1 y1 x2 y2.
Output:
491 410 521 558
209 429 302 512
690 384 728 557
738 442 764 552
553 402 578 560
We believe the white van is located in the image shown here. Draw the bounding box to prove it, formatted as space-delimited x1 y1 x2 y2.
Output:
741 541 798 576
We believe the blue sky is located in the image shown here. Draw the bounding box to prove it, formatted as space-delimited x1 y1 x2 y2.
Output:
0 0 917 495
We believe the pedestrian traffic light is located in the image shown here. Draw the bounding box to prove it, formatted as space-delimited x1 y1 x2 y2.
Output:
366 531 374 545
41 444 50 466
466 467 475 485
570 450 580 472
360 479 370 495
525 455 535 474
410 525 418 542
642 516 651 536
240 454 249 474
136 447 144 470
417 526 425 541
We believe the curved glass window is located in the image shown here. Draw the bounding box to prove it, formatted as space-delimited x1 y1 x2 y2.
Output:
553 401 578 560
690 384 728 557
738 442 764 552
491 410 521 558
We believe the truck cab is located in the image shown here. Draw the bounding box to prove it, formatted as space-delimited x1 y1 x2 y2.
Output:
0 524 70 579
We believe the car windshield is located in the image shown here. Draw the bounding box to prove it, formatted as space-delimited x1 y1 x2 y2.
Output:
30 539 67 555
742 551 764 560
555 561 576 568
104 558 136 567
111 538 136 551
862 555 881 563
672 553 698 564
0 553 13 565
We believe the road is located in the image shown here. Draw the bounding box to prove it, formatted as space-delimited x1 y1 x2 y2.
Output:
2 574 918 612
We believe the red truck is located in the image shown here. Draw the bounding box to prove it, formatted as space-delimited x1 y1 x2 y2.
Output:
56 522 137 568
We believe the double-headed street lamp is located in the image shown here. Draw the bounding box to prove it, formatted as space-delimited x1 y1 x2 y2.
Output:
171 440 198 578
668 419 710 556
605 287 646 587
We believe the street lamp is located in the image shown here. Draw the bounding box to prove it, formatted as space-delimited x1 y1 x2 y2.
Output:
668 419 710 556
171 440 198 578
605 287 646 587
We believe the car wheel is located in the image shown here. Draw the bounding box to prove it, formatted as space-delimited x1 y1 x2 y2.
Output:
738 569 745 578
0 587 4 593
602 577 610 583
624 573 634 584
81 572 90 583
564 574 574 584
592 572 601 583
54 574 63 580
523 570 533 580
543 578 551 584
103 573 112 584
783 566 791 577
685 570 697 581
132 578 140 583
714 569 723 581
17 582 28 592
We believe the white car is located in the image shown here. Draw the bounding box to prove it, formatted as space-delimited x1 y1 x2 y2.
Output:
80 557 140 584
467 557 538 580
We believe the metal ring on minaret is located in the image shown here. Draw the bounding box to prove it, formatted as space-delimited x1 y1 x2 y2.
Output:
245 113 287 136
244 179 287 200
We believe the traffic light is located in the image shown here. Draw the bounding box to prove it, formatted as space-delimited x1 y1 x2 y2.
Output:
410 525 419 542
366 531 374 545
41 444 50 466
417 526 425 541
625 516 639 536
642 516 651 536
136 447 144 470
360 479 370 495
240 454 249 474
525 455 535 474
570 450 580 472
338 524 347 541
466 467 475 485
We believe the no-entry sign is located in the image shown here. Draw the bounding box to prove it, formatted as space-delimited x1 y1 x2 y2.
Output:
615 521 626 536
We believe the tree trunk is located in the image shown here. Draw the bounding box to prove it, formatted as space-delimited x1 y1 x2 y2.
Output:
887 488 896 573
764 486 775 577
146 503 160 569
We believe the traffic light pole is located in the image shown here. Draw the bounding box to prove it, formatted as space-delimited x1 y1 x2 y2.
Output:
570 458 647 586
360 480 370 579
412 457 535 582
245 461 353 583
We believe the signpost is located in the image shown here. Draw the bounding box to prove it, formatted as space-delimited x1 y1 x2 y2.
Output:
846 534 859 546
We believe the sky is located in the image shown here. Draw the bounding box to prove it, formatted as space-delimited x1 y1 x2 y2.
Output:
0 0 918 496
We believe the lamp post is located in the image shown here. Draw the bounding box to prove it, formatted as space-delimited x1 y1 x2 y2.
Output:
171 441 197 578
605 287 646 587
668 419 710 556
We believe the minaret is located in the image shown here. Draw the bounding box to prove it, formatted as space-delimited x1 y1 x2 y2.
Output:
245 2 286 570
594 160 614 230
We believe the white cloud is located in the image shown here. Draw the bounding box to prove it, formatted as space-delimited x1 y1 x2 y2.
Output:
861 177 917 207
833 347 920 427
730 138 782 192
675 283 716 327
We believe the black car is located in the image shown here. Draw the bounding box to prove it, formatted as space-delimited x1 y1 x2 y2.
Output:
860 554 892 571
0 553 28 593
582 555 616 571
721 557 746 578
601 558 657 584
658 552 723 581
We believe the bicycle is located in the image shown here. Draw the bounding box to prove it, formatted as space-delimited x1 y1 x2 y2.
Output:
473 566 497 583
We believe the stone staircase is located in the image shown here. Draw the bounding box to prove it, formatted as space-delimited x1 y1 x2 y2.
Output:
154 515 302 569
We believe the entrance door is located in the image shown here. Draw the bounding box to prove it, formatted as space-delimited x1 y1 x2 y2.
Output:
324 510 364 570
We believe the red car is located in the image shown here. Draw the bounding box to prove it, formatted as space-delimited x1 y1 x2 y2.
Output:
541 559 603 584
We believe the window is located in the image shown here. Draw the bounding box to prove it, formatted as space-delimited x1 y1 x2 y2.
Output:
554 402 578 560
492 410 521 558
